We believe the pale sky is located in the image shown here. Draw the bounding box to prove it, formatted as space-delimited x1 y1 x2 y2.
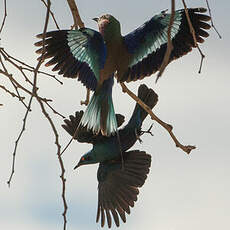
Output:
0 1 229 230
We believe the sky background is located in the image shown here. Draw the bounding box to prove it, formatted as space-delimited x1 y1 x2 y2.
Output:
0 0 229 230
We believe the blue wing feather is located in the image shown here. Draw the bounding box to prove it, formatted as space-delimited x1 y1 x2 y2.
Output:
119 8 211 82
124 10 182 66
35 28 107 91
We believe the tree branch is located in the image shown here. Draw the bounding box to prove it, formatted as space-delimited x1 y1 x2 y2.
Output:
66 0 84 29
120 82 196 154
181 0 205 74
156 0 175 82
205 0 222 39
0 0 7 34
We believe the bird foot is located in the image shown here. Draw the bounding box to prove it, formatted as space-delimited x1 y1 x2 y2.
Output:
80 89 90 106
140 124 154 137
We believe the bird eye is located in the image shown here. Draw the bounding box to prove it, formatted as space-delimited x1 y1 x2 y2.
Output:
82 156 91 161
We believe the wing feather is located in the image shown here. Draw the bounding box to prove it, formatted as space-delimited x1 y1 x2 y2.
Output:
96 150 151 227
119 8 211 82
35 28 107 91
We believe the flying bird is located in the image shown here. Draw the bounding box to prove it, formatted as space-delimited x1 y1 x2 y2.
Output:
35 7 211 136
62 84 158 228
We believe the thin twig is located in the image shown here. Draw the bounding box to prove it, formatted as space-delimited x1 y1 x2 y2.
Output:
205 0 222 39
0 84 25 101
156 0 175 81
0 55 31 109
7 96 33 187
0 0 7 34
0 69 53 103
41 0 60 30
182 0 198 47
181 0 205 74
7 0 52 187
22 67 64 85
0 48 34 85
120 82 196 154
45 100 66 119
36 1 68 229
1 47 63 85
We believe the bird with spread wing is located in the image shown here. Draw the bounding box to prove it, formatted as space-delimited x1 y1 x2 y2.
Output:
62 84 158 228
35 7 210 136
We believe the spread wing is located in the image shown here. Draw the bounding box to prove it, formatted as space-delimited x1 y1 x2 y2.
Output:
119 7 211 82
35 28 106 91
96 150 151 228
62 110 125 144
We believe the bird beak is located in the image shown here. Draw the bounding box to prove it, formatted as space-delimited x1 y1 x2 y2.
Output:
74 162 81 170
92 17 99 22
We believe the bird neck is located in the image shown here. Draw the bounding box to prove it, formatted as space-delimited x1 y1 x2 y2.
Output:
92 140 120 162
99 20 122 44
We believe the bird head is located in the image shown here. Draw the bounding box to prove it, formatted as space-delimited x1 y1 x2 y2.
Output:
74 152 98 169
93 14 121 40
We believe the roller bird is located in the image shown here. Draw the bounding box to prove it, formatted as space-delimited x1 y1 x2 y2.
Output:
62 84 158 227
36 7 210 136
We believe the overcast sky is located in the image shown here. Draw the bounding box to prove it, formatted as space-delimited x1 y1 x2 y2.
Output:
0 1 229 230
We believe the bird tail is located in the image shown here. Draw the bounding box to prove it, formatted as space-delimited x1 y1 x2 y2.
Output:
80 76 117 136
127 84 158 128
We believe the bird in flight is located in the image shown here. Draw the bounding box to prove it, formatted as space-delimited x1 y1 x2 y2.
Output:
62 84 158 228
35 7 211 136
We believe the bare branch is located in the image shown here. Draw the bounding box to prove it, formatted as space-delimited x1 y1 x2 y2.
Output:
7 0 52 187
44 100 66 119
205 0 222 39
0 0 7 34
181 0 205 74
182 0 198 47
0 84 25 101
156 0 175 81
0 68 53 103
36 2 68 229
1 47 63 85
7 96 32 187
120 82 196 154
66 0 85 29
41 0 60 30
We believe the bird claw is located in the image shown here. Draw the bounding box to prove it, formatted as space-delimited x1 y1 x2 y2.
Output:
140 124 154 137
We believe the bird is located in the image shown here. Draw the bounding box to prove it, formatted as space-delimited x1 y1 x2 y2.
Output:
35 7 211 136
62 84 158 228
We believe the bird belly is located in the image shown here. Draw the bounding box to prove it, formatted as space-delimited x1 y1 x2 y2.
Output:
99 58 117 84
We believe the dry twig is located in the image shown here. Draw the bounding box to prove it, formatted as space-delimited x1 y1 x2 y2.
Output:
33 1 68 229
0 0 7 34
41 0 60 30
120 82 196 154
156 0 175 82
181 0 205 73
205 0 222 39
66 0 85 29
